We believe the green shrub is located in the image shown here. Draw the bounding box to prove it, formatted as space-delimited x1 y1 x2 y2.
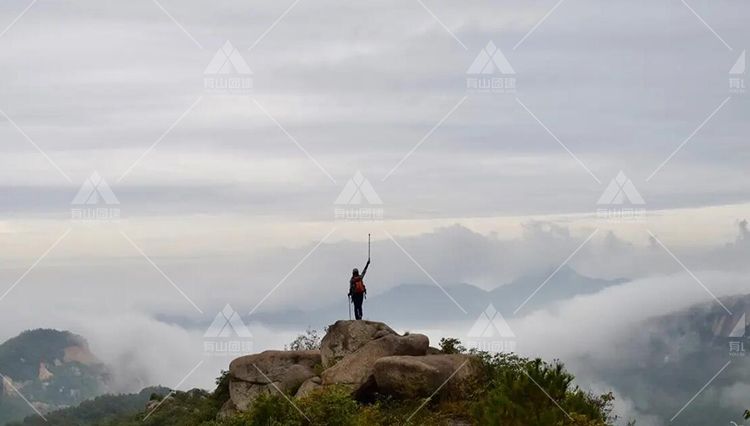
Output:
212 370 231 407
297 385 358 425
369 392 481 425
438 337 466 354
221 386 450 426
238 392 302 426
229 386 357 426
471 354 614 426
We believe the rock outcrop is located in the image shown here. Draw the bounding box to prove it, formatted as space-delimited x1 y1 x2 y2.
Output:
217 399 238 419
228 350 320 411
294 376 322 398
224 321 478 415
373 354 480 399
38 362 54 381
319 320 396 368
321 333 429 393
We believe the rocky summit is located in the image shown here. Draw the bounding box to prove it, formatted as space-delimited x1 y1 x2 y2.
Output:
222 320 480 416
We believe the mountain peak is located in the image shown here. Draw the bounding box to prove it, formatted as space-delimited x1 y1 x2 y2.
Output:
0 329 110 425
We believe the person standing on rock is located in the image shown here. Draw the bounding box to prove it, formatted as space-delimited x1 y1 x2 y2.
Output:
348 258 370 320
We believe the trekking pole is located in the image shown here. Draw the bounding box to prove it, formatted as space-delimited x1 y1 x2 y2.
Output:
368 233 371 259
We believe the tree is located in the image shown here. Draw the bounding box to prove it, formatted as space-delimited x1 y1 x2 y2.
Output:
287 328 321 351
439 337 466 354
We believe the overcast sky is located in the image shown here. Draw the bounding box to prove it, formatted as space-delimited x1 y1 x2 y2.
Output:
1 0 748 221
1 0 749 421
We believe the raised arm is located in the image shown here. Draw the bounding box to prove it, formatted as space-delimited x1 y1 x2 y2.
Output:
361 258 371 278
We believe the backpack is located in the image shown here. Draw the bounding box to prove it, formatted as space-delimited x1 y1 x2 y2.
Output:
352 277 366 294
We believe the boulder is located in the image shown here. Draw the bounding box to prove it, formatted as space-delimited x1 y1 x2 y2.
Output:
373 354 480 399
217 399 238 419
228 381 274 411
320 320 396 368
229 350 320 411
230 350 320 384
321 333 429 393
294 376 322 398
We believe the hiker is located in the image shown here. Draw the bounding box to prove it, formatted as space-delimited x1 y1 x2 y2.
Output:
348 258 370 320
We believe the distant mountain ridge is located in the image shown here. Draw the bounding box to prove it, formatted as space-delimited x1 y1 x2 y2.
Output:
576 293 750 424
252 266 627 327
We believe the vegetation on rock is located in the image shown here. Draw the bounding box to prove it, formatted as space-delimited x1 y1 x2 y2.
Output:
22 340 617 425
285 328 322 352
219 346 617 426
